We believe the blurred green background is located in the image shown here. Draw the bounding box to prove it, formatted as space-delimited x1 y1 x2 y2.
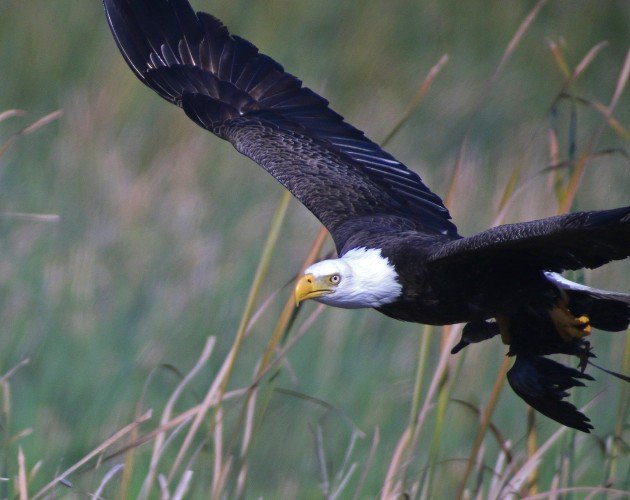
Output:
0 0 628 496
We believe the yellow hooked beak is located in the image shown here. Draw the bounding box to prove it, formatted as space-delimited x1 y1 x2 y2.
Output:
294 273 334 305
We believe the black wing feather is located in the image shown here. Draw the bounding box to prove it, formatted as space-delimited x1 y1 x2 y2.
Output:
507 356 594 432
429 206 630 272
103 0 458 249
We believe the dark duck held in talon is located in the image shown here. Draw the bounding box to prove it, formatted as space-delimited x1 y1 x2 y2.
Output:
104 0 630 433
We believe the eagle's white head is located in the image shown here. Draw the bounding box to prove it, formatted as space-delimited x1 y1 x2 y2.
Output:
294 247 402 309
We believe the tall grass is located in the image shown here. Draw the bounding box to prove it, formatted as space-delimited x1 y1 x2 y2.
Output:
0 0 628 497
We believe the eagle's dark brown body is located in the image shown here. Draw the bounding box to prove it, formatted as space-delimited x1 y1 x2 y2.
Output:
104 0 630 432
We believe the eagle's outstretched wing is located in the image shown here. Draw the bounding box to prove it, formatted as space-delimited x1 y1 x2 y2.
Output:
103 0 458 250
428 206 630 272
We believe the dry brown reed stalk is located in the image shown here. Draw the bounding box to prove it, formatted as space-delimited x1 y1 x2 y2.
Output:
451 400 513 460
233 47 453 498
382 326 461 498
444 135 468 231
166 190 291 483
506 398 600 494
220 212 329 497
0 109 26 123
0 359 30 386
559 49 630 214
119 369 160 499
94 464 124 499
1 359 32 458
446 0 552 173
0 110 62 158
379 36 516 500
454 37 630 500
381 54 450 148
353 428 380 500
608 332 630 487
257 226 329 372
526 400 539 495
440 5 624 499
0 213 60 222
525 486 630 499
32 410 152 499
138 336 216 499
102 387 248 465
17 447 27 500
383 3 554 496
0 109 62 222
455 357 511 500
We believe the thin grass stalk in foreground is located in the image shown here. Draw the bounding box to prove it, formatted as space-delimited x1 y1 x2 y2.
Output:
381 54 449 148
94 464 125 499
408 326 432 432
505 398 600 496
166 190 292 483
249 304 327 391
422 346 466 496
421 368 452 496
559 49 630 213
102 387 248 466
32 410 152 499
17 447 27 500
460 0 550 133
427 13 554 492
454 40 625 496
524 486 630 499
258 226 329 372
0 110 62 158
138 336 216 500
384 62 536 488
608 330 630 487
353 428 380 500
549 40 609 106
233 49 454 497
493 42 628 224
526 407 539 495
397 325 431 493
456 357 511 500
0 109 26 123
381 325 461 498
233 226 328 495
120 357 183 499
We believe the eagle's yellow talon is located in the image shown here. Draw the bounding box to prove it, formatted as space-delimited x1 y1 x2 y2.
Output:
550 303 592 342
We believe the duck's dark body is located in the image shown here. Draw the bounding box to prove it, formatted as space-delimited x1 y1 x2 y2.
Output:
103 0 630 432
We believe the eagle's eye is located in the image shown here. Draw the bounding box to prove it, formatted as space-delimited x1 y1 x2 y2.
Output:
329 274 341 285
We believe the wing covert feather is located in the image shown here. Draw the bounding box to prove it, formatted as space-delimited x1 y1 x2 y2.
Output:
103 0 458 246
428 207 630 272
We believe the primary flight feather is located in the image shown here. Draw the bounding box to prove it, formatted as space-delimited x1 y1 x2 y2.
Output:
104 0 630 432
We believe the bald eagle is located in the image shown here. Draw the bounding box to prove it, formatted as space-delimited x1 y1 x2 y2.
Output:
104 0 630 432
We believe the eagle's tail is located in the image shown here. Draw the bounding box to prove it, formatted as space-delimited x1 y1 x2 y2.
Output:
545 272 630 332
507 355 594 432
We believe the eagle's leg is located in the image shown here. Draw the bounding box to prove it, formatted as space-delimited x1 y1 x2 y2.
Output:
496 315 512 345
549 300 591 342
